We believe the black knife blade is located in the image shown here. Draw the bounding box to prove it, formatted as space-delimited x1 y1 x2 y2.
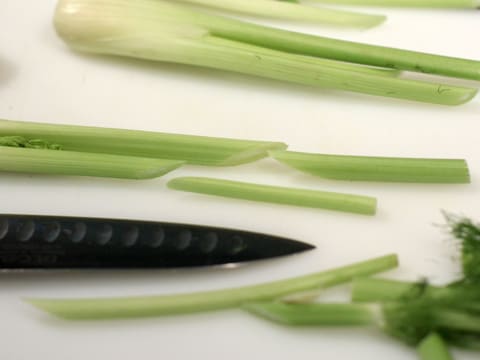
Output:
0 215 314 269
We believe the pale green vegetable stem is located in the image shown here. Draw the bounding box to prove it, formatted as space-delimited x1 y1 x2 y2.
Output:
53 0 479 105
174 0 386 27
270 150 471 183
27 254 398 319
205 11 480 81
306 0 480 8
205 36 401 78
244 302 375 326
167 176 377 215
417 333 453 360
200 36 471 105
0 146 183 179
351 278 451 303
0 119 287 166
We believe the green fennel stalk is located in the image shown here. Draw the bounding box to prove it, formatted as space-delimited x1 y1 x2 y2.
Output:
0 145 183 180
351 278 480 325
417 333 453 360
0 119 287 166
351 277 438 303
173 0 386 27
54 0 478 105
244 302 375 326
203 10 480 81
270 150 471 183
352 215 480 303
246 215 480 354
246 286 480 348
167 176 377 215
27 254 398 319
305 0 480 8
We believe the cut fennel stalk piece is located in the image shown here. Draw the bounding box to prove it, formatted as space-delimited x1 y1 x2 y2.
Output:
244 302 376 326
351 278 480 317
26 254 398 319
270 150 471 183
54 0 477 105
417 333 453 360
305 0 480 9
0 119 286 166
173 0 386 28
201 6 480 81
0 146 183 179
351 277 447 303
167 176 377 215
245 299 480 348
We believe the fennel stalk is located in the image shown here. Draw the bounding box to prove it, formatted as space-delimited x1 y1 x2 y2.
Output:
168 176 377 215
173 0 386 27
53 0 479 105
270 150 471 183
27 254 398 319
0 144 183 180
0 119 286 166
305 0 480 8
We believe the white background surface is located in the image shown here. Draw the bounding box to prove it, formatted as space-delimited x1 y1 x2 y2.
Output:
1 1 479 359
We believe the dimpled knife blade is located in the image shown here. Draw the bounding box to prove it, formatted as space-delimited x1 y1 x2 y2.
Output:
0 215 314 269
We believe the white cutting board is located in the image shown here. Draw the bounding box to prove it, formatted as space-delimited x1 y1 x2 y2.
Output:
0 1 479 359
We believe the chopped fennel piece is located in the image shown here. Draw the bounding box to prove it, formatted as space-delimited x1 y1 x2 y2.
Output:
417 333 453 360
244 302 376 326
173 0 386 27
167 176 377 215
27 254 398 319
0 119 287 166
245 296 480 348
270 150 471 183
305 0 480 8
0 145 183 179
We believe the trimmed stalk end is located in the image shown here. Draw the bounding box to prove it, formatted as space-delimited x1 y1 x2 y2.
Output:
136 160 184 179
25 298 71 319
356 14 386 29
451 87 479 106
219 142 288 166
417 333 453 360
244 302 376 326
243 302 291 325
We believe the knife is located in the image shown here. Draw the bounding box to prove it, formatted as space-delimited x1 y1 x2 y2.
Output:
0 214 314 269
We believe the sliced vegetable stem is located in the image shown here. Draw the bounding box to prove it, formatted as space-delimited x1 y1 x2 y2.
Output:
244 302 376 326
417 333 453 360
199 36 470 105
27 254 398 319
207 13 480 81
434 310 480 332
204 35 401 78
270 150 471 183
54 0 480 105
307 0 479 8
0 119 287 166
167 176 377 215
174 0 386 28
0 146 183 179
351 278 445 303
